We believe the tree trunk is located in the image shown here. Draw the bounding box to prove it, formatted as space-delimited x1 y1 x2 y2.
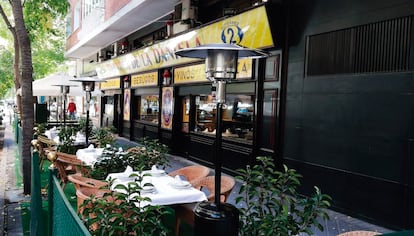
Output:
0 0 21 113
11 0 34 194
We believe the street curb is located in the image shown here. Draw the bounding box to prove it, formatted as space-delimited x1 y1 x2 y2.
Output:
0 123 26 235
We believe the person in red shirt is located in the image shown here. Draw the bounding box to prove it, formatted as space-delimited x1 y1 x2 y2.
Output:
67 99 77 120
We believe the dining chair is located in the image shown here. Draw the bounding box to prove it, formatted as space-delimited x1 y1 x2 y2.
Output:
168 165 210 185
174 175 236 236
192 175 236 202
76 186 114 232
55 152 89 190
338 231 381 236
68 173 108 191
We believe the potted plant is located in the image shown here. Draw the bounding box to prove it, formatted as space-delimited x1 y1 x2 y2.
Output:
77 117 93 136
81 175 174 235
92 127 115 148
236 156 331 236
57 126 76 154
90 138 169 180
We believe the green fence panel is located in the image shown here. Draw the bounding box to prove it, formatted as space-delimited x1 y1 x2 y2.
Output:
48 168 91 236
18 125 22 158
30 149 44 235
14 113 18 142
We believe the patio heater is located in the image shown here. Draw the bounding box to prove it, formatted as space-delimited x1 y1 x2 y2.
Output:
71 77 102 146
53 85 70 126
175 43 267 236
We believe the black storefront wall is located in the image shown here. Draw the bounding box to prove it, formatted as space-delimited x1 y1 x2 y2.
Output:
172 82 256 175
282 0 414 229
132 87 160 142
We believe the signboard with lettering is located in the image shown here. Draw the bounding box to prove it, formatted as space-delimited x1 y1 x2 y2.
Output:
174 59 252 84
131 71 158 87
100 78 120 89
96 6 273 79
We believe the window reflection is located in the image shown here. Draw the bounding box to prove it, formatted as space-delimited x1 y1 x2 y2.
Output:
139 95 159 124
194 94 254 143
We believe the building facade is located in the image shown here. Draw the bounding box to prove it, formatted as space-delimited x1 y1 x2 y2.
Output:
65 0 414 230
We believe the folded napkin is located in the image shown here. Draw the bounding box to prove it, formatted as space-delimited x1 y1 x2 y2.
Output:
106 144 111 148
88 144 94 149
174 175 184 184
124 165 133 175
53 137 60 144
151 165 158 172
118 147 123 152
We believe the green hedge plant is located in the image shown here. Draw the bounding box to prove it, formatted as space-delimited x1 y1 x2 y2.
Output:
90 138 169 180
236 156 331 236
57 126 76 154
92 126 115 148
81 173 173 235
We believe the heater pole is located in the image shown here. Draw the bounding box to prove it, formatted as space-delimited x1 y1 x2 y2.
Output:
214 102 223 206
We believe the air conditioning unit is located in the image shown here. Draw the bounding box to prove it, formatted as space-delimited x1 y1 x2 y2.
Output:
173 0 198 34
173 22 190 35
181 0 198 21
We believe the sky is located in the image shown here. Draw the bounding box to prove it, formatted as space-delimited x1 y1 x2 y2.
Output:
0 37 8 47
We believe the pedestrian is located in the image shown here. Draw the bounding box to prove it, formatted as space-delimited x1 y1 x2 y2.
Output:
67 99 77 120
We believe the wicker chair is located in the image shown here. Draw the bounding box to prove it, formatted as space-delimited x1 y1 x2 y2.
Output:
168 165 210 185
76 187 111 213
174 175 236 236
192 175 235 202
126 147 141 153
55 152 90 189
76 186 114 231
68 174 108 191
338 231 381 236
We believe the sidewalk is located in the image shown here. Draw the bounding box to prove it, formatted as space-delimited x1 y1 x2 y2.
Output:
0 122 27 236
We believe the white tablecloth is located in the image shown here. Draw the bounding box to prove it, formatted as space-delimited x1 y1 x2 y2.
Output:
45 129 87 146
106 170 207 207
45 129 58 140
76 147 104 166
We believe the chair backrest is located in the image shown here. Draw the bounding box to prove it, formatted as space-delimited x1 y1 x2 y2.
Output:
126 147 141 153
37 135 57 168
76 187 112 215
68 174 108 191
38 135 58 148
168 165 211 185
192 175 236 202
55 152 88 187
338 231 380 236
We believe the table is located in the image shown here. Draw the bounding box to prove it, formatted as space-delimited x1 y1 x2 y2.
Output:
76 147 104 166
45 129 87 146
45 129 59 140
106 170 207 207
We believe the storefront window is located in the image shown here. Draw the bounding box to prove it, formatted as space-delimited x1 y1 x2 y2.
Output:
181 96 190 133
139 95 159 124
195 94 254 142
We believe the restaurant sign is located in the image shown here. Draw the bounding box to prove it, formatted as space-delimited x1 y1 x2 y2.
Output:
131 71 158 87
174 58 253 84
95 6 273 79
100 78 120 89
